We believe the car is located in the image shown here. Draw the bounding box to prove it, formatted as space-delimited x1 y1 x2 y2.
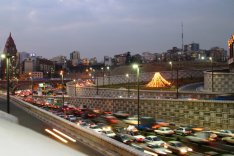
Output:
144 135 167 148
213 130 234 137
66 115 77 122
182 125 204 133
126 130 145 143
185 131 217 144
154 127 174 136
113 111 129 119
88 124 103 134
144 142 172 155
174 127 192 136
167 141 193 155
222 137 234 145
103 116 119 124
114 134 133 145
123 116 139 125
102 127 116 138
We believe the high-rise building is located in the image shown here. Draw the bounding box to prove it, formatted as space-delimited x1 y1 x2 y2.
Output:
70 51 80 66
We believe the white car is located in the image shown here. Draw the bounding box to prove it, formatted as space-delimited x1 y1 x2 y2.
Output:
88 125 103 134
144 135 167 148
213 130 234 137
185 131 217 144
167 141 193 155
154 127 174 136
145 142 172 155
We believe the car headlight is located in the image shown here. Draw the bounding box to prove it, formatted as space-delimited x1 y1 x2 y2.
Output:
187 148 193 152
180 149 187 154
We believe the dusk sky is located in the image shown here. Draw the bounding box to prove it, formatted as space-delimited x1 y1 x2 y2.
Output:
0 0 233 61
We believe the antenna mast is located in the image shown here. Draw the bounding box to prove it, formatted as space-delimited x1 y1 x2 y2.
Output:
181 22 184 52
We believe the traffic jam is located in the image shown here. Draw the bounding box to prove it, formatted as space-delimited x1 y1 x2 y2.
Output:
15 90 234 156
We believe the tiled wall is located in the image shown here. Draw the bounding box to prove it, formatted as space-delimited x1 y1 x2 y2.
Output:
204 71 234 93
46 96 234 130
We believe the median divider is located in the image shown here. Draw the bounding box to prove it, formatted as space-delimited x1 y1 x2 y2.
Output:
11 96 148 156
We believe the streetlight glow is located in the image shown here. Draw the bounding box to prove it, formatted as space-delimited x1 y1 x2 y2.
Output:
132 64 140 127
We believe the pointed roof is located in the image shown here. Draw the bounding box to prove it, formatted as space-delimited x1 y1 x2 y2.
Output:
4 32 17 56
146 72 171 88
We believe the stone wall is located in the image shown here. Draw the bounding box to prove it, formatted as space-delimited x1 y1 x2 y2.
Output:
43 96 234 130
204 71 234 93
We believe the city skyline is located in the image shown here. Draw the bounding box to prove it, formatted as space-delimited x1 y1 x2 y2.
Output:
0 0 233 61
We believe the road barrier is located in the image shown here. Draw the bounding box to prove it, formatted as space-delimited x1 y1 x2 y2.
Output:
11 96 147 156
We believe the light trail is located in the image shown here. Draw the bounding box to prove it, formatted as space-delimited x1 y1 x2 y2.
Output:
45 129 68 143
53 128 76 142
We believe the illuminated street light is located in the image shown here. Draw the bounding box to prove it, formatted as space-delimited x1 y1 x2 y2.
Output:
29 72 33 98
169 61 173 82
106 66 110 85
132 64 140 127
60 70 64 107
1 53 10 113
209 57 213 92
101 67 104 86
73 79 76 97
126 73 130 97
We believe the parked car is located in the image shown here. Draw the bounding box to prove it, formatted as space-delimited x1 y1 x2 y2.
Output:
154 127 174 136
88 124 103 134
174 127 192 136
222 137 234 145
167 141 193 155
103 116 119 124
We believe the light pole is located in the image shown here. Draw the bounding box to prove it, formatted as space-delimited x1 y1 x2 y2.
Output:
209 57 213 92
101 67 104 86
29 72 33 98
169 61 173 83
126 73 130 98
1 53 10 113
73 79 76 97
60 70 64 107
94 70 99 95
107 66 110 85
133 64 140 127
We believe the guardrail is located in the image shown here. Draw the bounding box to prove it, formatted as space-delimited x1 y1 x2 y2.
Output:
11 96 147 156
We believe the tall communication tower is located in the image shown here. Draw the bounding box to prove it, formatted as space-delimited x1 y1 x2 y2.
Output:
181 22 184 52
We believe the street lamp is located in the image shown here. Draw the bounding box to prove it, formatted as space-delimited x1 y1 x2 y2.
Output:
1 53 10 113
101 67 104 86
107 66 110 85
94 69 99 95
169 61 173 83
126 73 130 98
132 64 140 127
60 70 64 107
29 72 33 98
73 79 76 97
209 57 213 92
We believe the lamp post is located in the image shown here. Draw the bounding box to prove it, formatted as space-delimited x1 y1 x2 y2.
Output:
126 73 130 98
73 79 76 97
1 53 10 113
29 72 33 98
94 70 99 95
169 61 173 83
101 67 104 86
209 57 213 92
132 64 140 127
60 70 64 107
107 66 110 85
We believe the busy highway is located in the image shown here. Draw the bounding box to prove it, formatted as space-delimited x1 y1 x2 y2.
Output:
11 89 234 156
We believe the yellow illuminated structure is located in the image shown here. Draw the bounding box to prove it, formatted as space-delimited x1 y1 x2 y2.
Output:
146 72 171 88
